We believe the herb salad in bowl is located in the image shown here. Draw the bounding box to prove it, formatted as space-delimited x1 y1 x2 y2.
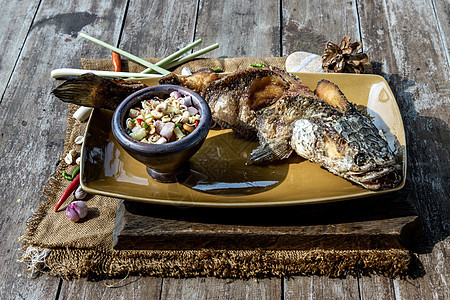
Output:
111 85 211 183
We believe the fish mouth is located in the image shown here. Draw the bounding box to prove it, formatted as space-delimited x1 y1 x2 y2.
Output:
345 165 402 190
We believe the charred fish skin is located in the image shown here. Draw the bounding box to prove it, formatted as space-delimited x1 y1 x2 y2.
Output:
203 67 305 138
250 94 325 163
290 93 401 190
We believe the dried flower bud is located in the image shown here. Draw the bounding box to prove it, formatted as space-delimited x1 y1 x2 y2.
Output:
65 201 88 222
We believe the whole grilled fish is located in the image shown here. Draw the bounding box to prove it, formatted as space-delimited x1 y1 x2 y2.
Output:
51 68 401 190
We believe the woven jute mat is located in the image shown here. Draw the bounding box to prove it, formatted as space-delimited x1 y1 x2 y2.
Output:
19 57 412 280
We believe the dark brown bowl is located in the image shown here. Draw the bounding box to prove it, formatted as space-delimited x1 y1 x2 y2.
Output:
111 85 211 183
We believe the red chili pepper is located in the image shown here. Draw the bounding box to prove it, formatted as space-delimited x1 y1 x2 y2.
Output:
195 120 199 127
136 119 143 125
112 51 121 72
55 173 80 212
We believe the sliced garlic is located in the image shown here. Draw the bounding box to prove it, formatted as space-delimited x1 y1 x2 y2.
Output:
73 106 93 122
74 136 84 145
64 149 77 165
75 156 82 165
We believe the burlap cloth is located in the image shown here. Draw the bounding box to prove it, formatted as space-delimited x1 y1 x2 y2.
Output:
19 57 412 280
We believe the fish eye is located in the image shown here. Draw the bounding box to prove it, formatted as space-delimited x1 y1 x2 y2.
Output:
354 153 368 166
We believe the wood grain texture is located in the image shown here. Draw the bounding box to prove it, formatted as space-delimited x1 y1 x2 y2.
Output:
281 0 361 56
119 0 199 58
160 277 281 300
195 0 281 57
0 0 40 99
359 274 394 300
392 238 450 300
0 2 60 296
0 0 128 299
432 0 450 66
58 277 163 299
113 195 420 250
356 0 450 299
358 0 449 251
1 0 448 298
284 276 360 299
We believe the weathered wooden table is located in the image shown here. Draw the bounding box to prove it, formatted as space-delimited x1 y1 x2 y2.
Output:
1 0 448 298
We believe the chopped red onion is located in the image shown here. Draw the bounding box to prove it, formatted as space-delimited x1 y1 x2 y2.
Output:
160 122 175 139
187 106 198 116
182 95 192 106
155 120 164 134
170 91 182 99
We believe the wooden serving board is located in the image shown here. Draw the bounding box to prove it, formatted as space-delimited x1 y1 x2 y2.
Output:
112 188 421 250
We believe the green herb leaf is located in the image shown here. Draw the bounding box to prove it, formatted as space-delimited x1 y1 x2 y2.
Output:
250 63 267 68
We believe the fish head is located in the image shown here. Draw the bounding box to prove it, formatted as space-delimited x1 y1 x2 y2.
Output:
291 116 402 190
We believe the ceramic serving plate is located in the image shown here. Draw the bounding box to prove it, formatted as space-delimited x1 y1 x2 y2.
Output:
80 72 406 207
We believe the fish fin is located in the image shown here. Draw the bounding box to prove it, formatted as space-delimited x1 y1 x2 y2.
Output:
314 79 349 113
158 72 182 86
248 137 293 164
159 68 225 95
52 74 145 110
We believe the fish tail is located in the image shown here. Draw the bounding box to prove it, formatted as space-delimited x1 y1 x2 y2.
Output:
51 74 144 110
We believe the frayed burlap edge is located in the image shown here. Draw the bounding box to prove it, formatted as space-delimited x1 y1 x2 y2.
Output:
19 57 415 280
26 247 412 280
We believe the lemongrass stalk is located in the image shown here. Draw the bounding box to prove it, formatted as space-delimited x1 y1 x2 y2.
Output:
140 39 203 74
79 33 170 75
51 68 163 79
163 43 219 69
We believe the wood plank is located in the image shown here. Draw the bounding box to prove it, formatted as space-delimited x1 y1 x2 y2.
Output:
0 0 130 298
0 0 40 97
356 0 450 298
392 238 450 300
281 0 361 56
359 275 394 300
160 277 281 300
58 277 163 299
284 276 360 299
432 0 450 65
195 0 281 57
56 1 201 295
154 1 282 298
118 0 199 58
113 194 420 251
279 1 370 297
357 0 449 252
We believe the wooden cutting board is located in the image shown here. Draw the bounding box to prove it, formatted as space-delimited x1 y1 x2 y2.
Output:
112 188 421 250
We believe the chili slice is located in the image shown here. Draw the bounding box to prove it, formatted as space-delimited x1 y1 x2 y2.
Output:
55 173 80 212
112 51 121 72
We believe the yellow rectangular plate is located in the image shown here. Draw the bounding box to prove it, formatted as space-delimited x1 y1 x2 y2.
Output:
80 72 406 207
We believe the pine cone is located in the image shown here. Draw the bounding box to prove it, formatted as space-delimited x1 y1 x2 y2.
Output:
322 36 371 73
